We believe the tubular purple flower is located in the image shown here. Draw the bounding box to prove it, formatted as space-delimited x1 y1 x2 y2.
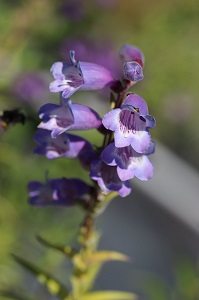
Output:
34 129 96 162
102 93 156 153
49 50 115 98
101 142 155 181
28 178 91 207
90 160 132 197
38 99 102 138
38 101 74 138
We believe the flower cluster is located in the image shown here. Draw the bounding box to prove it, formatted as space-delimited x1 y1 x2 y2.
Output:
28 44 156 205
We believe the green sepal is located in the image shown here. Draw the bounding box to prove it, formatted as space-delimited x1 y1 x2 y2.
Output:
87 250 130 264
81 290 137 300
12 254 69 299
0 289 35 300
36 235 77 258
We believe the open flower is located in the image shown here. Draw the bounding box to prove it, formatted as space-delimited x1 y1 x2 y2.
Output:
90 160 131 197
49 50 114 98
34 129 98 168
102 93 156 153
101 141 155 181
38 101 74 138
38 99 102 138
28 178 91 207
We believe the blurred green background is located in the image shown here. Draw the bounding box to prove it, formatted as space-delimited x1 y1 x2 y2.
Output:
0 0 199 299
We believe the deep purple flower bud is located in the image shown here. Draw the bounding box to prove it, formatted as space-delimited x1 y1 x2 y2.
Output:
101 142 155 181
28 178 90 207
90 160 131 197
102 93 156 153
38 99 102 138
34 129 97 165
49 51 114 98
123 61 144 82
119 44 144 67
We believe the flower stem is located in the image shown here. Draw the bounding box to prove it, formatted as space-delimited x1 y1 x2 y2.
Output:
67 191 118 299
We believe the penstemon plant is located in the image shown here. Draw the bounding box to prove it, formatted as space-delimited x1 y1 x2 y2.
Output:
11 44 156 300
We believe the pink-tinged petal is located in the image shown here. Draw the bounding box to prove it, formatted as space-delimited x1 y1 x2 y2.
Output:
102 109 121 131
119 44 144 67
69 103 102 130
117 166 134 181
118 182 132 197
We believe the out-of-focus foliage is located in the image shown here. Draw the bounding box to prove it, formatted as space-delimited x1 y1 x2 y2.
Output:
0 0 199 298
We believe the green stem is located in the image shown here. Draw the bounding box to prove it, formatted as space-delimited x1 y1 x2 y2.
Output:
67 191 119 300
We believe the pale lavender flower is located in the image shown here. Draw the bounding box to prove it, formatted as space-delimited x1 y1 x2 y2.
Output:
102 93 156 153
38 101 74 138
38 99 102 138
49 51 114 98
101 142 155 181
90 160 132 197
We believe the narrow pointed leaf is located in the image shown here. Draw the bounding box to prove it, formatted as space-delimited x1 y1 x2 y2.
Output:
0 289 35 300
36 235 76 258
81 291 137 300
12 254 69 298
87 251 130 264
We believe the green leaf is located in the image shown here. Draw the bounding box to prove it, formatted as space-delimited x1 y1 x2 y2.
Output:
81 291 137 300
0 289 35 300
12 254 69 299
87 251 130 264
36 235 76 258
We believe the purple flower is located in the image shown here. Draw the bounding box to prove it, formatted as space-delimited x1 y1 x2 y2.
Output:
60 37 121 79
38 99 102 138
38 101 74 138
119 44 144 67
102 93 156 153
101 142 155 181
28 178 91 207
49 51 114 98
34 129 98 166
90 160 132 197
